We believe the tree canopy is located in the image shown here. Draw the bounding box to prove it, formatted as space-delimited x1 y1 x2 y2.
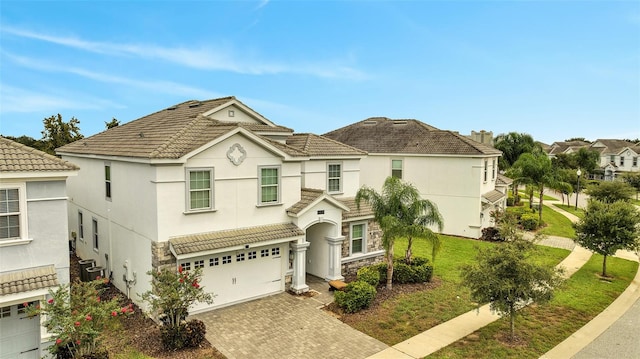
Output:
574 200 640 276
621 172 640 200
584 181 634 203
494 132 541 170
105 118 121 129
41 114 84 155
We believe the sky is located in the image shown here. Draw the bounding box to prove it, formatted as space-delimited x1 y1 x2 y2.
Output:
1 1 639 145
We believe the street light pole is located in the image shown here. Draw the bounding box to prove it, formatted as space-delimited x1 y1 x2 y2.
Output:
575 168 582 210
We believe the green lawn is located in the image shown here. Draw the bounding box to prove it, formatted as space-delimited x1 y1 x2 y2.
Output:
428 255 638 359
539 204 576 238
344 236 570 345
554 204 585 219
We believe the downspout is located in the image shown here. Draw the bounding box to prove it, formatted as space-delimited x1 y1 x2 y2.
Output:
107 207 114 281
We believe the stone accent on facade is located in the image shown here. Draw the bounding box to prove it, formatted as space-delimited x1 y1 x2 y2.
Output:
340 219 384 275
342 255 384 276
151 241 176 271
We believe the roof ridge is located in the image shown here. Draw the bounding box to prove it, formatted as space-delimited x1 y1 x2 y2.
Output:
0 136 79 170
446 130 500 154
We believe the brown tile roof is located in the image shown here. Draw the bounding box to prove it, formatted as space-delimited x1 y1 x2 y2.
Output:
338 197 374 220
0 137 79 172
286 134 366 156
324 118 501 156
590 139 640 155
482 190 506 204
57 97 296 159
170 223 304 255
547 141 590 155
0 265 59 295
496 174 513 186
286 188 324 215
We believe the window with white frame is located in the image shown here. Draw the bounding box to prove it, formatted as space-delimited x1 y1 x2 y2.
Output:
620 156 625 166
259 166 280 204
0 188 20 240
492 159 496 180
327 163 342 193
105 164 112 199
610 155 615 163
187 168 213 211
92 218 99 250
350 223 366 255
633 157 638 167
391 159 403 179
78 211 84 241
484 160 488 182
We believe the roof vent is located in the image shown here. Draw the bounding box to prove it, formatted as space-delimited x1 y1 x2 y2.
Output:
393 120 408 125
188 101 201 108
364 120 377 125
166 105 177 111
139 132 144 138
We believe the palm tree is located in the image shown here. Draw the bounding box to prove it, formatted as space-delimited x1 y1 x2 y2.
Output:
355 176 443 289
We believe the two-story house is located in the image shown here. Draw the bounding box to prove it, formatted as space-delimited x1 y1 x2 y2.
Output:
589 139 640 180
57 97 382 312
324 117 504 238
0 137 79 359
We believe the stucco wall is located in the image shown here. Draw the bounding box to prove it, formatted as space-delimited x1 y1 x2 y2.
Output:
300 158 361 197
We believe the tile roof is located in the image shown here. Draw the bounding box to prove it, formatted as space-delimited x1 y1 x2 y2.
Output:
482 190 506 204
324 117 501 156
0 137 79 172
286 188 325 215
57 97 296 159
338 197 375 220
0 265 59 296
590 139 640 155
547 141 590 155
286 133 366 156
496 174 513 186
170 223 304 255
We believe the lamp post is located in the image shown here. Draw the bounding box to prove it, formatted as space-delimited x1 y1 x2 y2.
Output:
575 168 582 210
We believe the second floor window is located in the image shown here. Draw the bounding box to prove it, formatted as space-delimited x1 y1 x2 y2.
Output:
492 159 496 180
259 167 279 204
633 157 638 167
78 211 84 241
620 156 625 166
92 218 99 250
328 163 342 193
484 160 488 182
0 188 20 240
105 164 112 199
187 169 213 211
391 160 403 179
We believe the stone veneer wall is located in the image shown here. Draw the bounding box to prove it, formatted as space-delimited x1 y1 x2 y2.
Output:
151 241 176 272
340 219 384 275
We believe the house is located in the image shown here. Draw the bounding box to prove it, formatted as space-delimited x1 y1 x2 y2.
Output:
0 137 79 359
324 117 504 239
546 140 591 158
588 139 640 180
57 97 384 312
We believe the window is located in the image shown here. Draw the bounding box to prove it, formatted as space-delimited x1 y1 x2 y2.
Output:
105 164 112 199
351 223 365 254
272 247 280 256
222 255 232 264
327 163 342 193
633 157 638 167
248 251 257 260
259 166 280 204
194 260 204 269
620 156 625 166
236 253 245 262
483 160 488 182
492 159 496 180
0 306 10 318
92 218 99 250
391 160 403 179
187 169 213 211
209 257 219 266
78 211 84 241
261 249 269 257
0 188 20 239
17 302 33 314
181 262 191 270
610 155 615 163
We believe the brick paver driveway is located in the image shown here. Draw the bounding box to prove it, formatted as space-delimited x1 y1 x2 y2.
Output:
191 286 387 359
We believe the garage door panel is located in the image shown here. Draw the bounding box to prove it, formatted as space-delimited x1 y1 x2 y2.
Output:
0 303 40 359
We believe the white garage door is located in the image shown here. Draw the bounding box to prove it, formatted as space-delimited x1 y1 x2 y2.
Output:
185 243 285 311
0 302 40 359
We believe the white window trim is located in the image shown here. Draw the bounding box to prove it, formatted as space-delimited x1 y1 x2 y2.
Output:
92 217 99 252
327 162 343 194
391 159 403 179
78 210 84 242
483 159 488 183
104 162 112 201
257 165 281 206
0 183 28 242
185 167 215 213
492 159 496 180
349 222 367 256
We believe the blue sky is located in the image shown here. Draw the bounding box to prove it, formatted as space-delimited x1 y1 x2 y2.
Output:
1 1 638 144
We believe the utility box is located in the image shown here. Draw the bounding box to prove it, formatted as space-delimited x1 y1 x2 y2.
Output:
78 259 95 282
86 266 105 282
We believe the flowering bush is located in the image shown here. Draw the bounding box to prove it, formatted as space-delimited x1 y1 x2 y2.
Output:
26 278 132 358
141 266 214 349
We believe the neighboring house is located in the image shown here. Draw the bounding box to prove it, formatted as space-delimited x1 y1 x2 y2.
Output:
324 117 504 239
588 139 640 180
57 97 383 313
0 137 79 359
546 140 591 158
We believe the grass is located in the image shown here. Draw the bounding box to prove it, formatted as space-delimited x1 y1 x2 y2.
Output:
428 255 638 359
538 204 576 238
346 236 569 345
553 204 585 219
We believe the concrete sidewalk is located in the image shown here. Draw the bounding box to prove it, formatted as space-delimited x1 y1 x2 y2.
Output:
367 244 593 359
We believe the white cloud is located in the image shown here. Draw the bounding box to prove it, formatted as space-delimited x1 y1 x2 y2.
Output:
2 26 367 79
0 84 122 113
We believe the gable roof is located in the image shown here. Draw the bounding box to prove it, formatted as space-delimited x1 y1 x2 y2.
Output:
590 139 640 155
324 117 501 156
337 197 374 220
496 173 513 186
286 188 350 217
57 97 295 159
546 141 590 155
286 133 366 157
0 137 79 172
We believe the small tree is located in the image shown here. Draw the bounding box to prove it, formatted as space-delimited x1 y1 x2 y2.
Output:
574 200 640 277
105 118 120 129
41 114 83 155
141 266 214 349
585 181 634 203
461 239 564 341
621 172 640 200
27 278 132 358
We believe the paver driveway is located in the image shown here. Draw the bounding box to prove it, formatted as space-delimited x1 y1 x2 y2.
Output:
191 282 388 359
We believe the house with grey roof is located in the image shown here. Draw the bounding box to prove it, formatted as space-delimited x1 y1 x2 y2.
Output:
0 137 79 358
324 117 504 238
57 97 382 312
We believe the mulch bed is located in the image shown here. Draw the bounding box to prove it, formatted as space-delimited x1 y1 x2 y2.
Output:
70 254 226 359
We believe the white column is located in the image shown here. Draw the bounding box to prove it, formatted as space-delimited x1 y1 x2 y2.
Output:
325 236 345 281
290 241 310 294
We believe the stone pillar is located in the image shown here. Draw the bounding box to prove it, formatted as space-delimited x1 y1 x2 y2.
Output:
326 236 345 281
290 241 310 294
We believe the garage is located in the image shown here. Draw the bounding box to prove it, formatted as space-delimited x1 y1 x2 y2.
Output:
183 243 286 311
0 302 40 359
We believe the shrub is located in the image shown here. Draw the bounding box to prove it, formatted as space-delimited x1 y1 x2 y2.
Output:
372 258 433 284
506 197 515 207
357 266 381 287
183 319 207 348
520 213 540 230
393 262 414 283
334 281 377 313
160 319 207 350
481 227 503 242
